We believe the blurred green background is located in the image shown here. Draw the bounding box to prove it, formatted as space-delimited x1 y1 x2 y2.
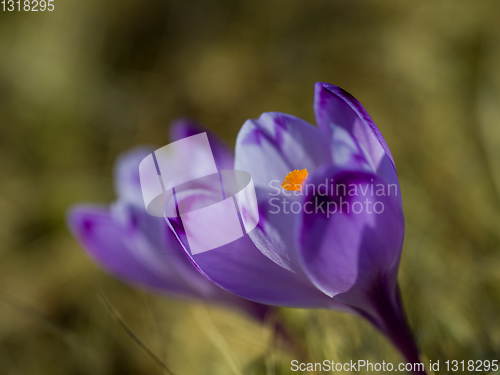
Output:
1 0 500 374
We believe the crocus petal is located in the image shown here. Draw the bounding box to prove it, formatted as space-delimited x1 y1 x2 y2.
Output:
330 124 375 172
169 118 234 170
235 112 331 190
297 167 404 317
114 147 154 207
68 205 196 296
313 82 396 176
246 187 305 273
167 216 354 312
69 204 271 319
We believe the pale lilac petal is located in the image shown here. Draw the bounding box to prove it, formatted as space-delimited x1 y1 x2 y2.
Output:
235 112 331 189
329 124 375 172
328 123 402 210
247 187 304 273
169 118 234 170
114 147 154 207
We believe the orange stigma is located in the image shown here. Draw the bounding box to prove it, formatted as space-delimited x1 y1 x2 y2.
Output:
281 169 308 191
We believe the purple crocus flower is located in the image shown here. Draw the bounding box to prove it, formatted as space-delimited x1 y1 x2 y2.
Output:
167 83 425 373
67 120 270 321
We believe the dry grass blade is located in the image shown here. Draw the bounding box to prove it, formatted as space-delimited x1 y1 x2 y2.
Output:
192 305 244 375
99 293 177 375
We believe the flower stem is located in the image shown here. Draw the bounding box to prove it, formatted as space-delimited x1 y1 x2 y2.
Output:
349 281 428 375
370 284 427 375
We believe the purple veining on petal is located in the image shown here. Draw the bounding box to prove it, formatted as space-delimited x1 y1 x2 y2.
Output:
240 113 288 151
314 82 395 173
235 112 331 189
329 124 375 172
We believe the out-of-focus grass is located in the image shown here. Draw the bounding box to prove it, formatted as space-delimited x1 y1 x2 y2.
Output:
1 0 500 374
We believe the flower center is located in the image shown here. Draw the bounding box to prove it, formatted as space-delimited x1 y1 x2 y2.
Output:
281 169 308 191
